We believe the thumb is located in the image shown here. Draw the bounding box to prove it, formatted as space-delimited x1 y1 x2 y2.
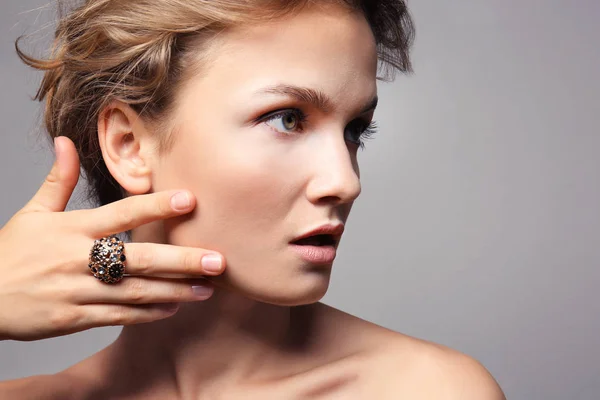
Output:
22 136 81 213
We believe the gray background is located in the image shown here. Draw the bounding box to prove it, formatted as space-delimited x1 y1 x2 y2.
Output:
1 1 599 399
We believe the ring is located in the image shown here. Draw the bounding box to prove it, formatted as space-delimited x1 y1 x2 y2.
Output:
89 235 127 284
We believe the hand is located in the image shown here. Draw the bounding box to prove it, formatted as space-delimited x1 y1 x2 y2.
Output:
0 137 226 341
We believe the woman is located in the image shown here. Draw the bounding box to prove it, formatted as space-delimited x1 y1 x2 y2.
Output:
0 0 505 398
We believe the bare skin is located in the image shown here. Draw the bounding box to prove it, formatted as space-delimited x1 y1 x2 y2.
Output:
1 3 505 399
0 137 226 342
1 302 503 399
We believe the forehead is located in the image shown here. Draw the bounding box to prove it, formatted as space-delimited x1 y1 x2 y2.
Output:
182 5 378 109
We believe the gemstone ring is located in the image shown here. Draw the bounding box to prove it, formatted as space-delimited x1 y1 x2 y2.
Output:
88 236 127 284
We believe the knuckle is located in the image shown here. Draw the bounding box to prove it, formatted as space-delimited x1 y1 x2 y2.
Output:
48 307 82 330
181 251 202 275
115 204 135 228
157 193 173 216
125 279 148 303
45 168 60 185
171 284 189 301
110 307 134 326
132 245 154 273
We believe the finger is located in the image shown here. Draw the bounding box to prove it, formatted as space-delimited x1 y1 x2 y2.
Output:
82 190 197 237
73 276 214 305
124 243 225 277
80 303 181 328
22 136 81 213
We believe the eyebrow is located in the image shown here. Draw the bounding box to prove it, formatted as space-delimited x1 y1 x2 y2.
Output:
255 84 378 115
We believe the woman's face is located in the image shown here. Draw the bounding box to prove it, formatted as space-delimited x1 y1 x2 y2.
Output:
151 5 378 305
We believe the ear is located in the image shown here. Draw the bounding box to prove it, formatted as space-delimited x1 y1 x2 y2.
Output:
97 101 155 195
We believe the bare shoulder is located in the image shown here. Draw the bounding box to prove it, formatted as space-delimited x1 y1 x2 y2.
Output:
368 337 506 399
0 372 85 400
0 352 111 400
311 303 505 399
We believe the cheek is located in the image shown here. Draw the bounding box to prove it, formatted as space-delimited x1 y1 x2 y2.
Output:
203 161 292 231
157 130 328 304
150 122 336 304
155 125 300 251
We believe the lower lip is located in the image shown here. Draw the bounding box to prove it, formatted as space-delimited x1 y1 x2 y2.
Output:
289 244 337 264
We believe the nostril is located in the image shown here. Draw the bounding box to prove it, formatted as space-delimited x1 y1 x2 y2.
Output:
315 195 343 206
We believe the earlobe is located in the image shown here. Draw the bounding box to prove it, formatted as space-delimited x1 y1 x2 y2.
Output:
97 102 154 195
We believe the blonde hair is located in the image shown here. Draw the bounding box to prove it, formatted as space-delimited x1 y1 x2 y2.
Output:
17 0 414 206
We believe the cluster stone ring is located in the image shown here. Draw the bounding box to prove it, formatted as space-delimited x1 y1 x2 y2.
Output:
89 236 127 284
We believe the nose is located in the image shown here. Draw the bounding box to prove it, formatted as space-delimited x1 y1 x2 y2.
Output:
305 137 362 206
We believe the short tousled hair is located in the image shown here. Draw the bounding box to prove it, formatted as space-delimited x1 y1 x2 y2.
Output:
17 0 415 206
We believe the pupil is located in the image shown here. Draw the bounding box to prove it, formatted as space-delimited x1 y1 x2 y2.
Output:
283 114 296 130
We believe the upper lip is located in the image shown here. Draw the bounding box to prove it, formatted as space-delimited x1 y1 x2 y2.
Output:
290 223 345 244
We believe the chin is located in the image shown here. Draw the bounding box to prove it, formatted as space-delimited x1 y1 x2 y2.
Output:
212 268 332 306
266 282 329 306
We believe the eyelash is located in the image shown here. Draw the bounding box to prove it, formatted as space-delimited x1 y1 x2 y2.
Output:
259 108 377 150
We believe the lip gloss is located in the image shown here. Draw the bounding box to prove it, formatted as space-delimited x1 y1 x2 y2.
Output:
289 244 337 264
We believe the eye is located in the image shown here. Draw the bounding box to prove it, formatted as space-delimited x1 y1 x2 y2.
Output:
263 109 307 134
345 119 378 149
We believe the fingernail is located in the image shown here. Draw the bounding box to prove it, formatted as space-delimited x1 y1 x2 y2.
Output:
54 137 63 159
170 191 191 211
192 285 214 299
201 254 223 273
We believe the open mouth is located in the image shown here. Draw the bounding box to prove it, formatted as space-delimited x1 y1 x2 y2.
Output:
291 234 337 247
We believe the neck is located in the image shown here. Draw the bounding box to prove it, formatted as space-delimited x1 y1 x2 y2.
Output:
113 222 321 394
115 288 320 393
